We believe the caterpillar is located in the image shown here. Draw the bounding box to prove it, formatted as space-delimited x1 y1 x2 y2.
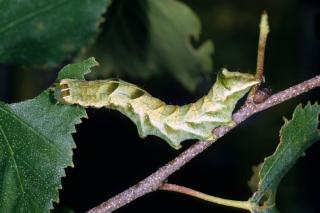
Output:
54 69 258 149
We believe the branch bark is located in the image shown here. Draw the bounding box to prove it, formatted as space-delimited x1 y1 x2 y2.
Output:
88 75 320 213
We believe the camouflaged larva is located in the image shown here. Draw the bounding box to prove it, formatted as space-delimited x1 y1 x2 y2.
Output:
54 69 259 149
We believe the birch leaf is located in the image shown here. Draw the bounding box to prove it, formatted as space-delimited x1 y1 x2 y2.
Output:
0 0 110 67
80 0 213 91
249 103 320 212
0 58 97 212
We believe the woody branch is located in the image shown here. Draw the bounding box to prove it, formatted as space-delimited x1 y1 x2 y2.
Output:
88 75 320 213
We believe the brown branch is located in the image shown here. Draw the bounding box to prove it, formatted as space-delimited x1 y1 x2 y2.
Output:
87 75 320 213
249 12 269 97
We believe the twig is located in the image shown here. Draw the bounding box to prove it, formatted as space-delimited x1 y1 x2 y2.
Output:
159 183 252 211
250 12 270 97
88 75 320 213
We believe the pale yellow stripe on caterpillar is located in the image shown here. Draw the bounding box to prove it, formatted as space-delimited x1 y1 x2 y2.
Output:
54 69 259 149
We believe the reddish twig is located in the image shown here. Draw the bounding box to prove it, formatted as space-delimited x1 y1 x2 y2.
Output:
249 12 269 99
88 75 320 213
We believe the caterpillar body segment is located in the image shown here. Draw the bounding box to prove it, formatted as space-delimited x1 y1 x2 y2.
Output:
54 69 259 149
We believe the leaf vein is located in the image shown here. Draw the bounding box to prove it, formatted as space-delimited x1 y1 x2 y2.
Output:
0 124 26 197
0 106 64 157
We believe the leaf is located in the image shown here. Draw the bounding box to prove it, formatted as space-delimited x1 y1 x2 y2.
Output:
0 0 110 67
56 69 258 149
249 103 320 212
80 0 213 91
0 58 97 212
57 57 99 81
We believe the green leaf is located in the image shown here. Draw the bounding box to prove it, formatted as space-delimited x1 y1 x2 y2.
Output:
57 57 99 80
80 0 213 91
0 0 110 66
249 103 320 212
0 58 97 212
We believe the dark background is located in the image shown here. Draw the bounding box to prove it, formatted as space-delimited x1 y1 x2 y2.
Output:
1 0 320 212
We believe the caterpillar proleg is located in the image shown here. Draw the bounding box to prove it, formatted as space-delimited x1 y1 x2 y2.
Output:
54 69 258 149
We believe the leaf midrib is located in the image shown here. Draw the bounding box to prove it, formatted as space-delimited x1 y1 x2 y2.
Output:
0 104 65 211
0 124 26 197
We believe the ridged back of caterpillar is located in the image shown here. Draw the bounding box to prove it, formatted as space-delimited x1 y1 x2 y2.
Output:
55 69 258 149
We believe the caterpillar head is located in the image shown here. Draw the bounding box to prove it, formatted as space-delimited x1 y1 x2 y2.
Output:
54 79 71 104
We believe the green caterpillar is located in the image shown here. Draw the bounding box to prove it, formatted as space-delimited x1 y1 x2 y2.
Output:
54 69 258 149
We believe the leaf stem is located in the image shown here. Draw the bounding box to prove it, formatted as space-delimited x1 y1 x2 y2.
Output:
159 183 252 211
